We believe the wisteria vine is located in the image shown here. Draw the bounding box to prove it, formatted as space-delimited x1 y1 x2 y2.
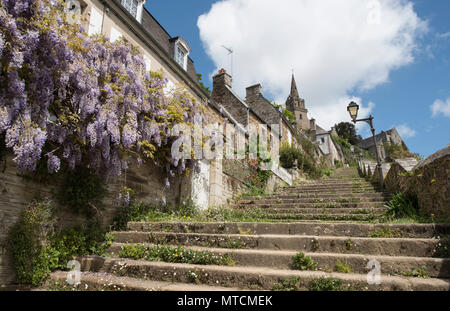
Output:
0 0 203 186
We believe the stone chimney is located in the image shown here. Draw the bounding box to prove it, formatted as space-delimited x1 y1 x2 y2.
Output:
246 84 262 102
310 118 316 131
212 68 232 90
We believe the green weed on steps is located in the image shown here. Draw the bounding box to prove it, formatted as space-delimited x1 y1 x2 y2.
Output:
118 244 235 266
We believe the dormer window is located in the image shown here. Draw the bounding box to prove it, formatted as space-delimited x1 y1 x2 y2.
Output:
175 45 187 69
121 0 145 22
122 0 138 17
170 37 191 71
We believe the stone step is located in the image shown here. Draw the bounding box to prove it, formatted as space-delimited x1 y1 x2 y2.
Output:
246 213 380 222
112 231 440 257
237 202 387 209
107 243 450 278
75 256 450 291
127 222 450 239
241 193 391 200
46 271 242 291
281 189 380 195
239 197 387 204
283 185 378 191
253 208 387 215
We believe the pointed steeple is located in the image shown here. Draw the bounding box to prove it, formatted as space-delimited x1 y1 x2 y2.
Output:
289 73 300 100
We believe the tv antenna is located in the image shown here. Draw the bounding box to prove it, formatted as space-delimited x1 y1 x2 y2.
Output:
221 45 234 79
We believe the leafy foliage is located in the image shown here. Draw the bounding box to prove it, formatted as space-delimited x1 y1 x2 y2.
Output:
279 142 302 169
292 252 318 271
334 122 362 145
308 277 342 291
0 0 203 186
8 199 113 286
7 200 57 286
273 277 303 291
112 201 199 230
58 167 106 216
119 244 234 266
384 192 419 219
196 73 211 96
383 142 414 162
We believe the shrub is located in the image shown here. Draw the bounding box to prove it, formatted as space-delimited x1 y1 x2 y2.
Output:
119 245 234 266
8 200 58 286
279 142 302 169
335 260 352 273
308 277 342 291
58 167 106 217
8 199 113 286
273 277 303 291
384 143 414 162
292 253 318 271
385 192 419 219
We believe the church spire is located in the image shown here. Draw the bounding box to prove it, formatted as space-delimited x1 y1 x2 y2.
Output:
290 73 300 100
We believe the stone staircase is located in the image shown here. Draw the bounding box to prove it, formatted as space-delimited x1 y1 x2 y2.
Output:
236 167 389 222
45 167 450 291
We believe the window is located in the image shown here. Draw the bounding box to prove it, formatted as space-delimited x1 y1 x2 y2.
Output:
121 0 138 18
175 45 187 69
110 27 122 43
88 7 103 36
321 138 325 144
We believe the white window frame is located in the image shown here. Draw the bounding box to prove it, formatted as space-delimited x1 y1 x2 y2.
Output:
88 7 103 36
175 44 187 70
121 0 145 22
110 26 122 43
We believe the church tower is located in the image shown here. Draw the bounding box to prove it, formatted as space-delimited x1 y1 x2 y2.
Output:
285 74 310 131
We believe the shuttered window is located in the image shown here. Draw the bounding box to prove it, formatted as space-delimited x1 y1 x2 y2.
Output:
88 7 103 36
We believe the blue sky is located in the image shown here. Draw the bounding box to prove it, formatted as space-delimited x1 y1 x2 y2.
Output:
145 0 449 157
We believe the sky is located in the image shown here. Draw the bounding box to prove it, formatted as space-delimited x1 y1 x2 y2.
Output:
145 0 450 157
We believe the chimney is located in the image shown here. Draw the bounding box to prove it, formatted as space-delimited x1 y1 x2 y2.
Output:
212 68 232 90
310 118 316 131
246 84 262 101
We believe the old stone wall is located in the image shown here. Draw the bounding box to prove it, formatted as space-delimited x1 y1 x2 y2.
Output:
0 155 180 286
361 147 450 219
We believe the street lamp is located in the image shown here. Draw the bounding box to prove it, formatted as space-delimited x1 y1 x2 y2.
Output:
346 101 384 187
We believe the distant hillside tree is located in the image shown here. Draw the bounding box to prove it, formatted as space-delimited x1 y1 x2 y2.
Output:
334 122 362 145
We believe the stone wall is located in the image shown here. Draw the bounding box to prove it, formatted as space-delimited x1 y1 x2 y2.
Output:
0 155 180 286
360 147 450 219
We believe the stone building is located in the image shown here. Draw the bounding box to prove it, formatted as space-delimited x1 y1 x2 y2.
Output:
285 75 344 165
358 128 408 161
285 74 311 131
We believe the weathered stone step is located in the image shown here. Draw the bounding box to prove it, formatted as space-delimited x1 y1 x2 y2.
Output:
283 185 378 191
75 257 450 291
239 197 387 204
127 222 450 238
112 231 440 257
46 271 242 291
107 243 450 278
241 193 391 200
281 189 380 195
237 202 386 209
255 208 387 215
242 213 381 222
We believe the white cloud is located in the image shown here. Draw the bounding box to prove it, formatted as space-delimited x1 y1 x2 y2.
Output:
431 98 450 118
437 32 450 39
198 0 427 129
396 124 416 139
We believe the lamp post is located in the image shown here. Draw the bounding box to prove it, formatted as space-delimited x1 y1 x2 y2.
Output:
347 102 384 187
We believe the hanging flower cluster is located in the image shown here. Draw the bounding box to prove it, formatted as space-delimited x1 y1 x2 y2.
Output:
0 0 203 184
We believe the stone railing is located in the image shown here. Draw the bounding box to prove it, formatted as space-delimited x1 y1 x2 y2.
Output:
359 147 450 219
